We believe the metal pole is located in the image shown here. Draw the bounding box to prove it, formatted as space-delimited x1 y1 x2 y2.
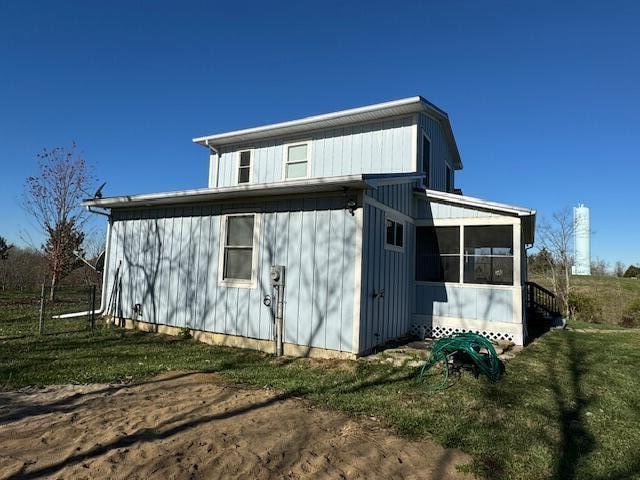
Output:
275 284 284 356
90 285 96 330
38 281 45 335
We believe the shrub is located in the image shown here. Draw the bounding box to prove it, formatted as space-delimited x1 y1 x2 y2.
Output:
620 299 640 328
178 327 192 339
568 292 603 323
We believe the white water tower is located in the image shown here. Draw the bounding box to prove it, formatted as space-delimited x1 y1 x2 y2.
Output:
572 204 591 276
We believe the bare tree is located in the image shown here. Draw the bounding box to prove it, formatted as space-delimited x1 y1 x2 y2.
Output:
537 208 574 315
591 257 609 276
614 261 625 278
22 143 96 300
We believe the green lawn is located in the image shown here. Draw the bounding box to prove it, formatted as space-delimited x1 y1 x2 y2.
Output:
531 274 640 327
1 292 640 480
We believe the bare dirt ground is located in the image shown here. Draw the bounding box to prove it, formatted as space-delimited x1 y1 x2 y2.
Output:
0 372 473 480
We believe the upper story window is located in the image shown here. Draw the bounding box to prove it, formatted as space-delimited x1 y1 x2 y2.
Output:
284 142 310 180
422 135 431 187
384 215 404 252
237 150 252 184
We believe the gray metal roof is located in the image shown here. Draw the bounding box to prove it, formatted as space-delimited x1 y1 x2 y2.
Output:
193 96 462 169
83 174 420 209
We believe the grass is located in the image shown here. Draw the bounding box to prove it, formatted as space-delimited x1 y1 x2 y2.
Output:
2 291 640 480
531 274 640 327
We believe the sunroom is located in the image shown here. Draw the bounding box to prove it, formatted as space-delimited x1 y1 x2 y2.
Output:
411 189 536 346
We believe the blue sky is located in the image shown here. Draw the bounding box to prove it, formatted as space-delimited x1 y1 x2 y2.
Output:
1 1 639 266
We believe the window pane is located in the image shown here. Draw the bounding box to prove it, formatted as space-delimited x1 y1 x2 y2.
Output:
416 226 459 255
386 219 395 245
238 167 250 184
240 151 251 167
416 226 460 282
416 255 459 282
464 225 513 255
286 161 307 179
224 248 253 280
395 222 403 247
464 255 513 285
288 144 307 162
422 136 430 184
226 215 254 246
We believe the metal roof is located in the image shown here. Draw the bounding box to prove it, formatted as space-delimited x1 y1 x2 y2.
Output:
414 188 537 244
193 96 462 169
83 174 419 209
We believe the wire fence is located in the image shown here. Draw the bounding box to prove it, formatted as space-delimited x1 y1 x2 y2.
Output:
0 284 101 338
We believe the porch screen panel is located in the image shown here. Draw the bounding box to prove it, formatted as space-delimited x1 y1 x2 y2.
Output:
416 226 459 282
463 225 513 285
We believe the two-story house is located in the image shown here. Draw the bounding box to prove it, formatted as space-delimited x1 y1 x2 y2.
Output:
85 96 537 358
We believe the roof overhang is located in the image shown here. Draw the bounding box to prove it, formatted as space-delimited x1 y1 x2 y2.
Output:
193 96 462 170
83 174 419 209
414 188 537 244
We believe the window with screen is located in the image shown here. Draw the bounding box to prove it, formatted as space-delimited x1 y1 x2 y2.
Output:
284 142 309 179
463 225 514 285
222 215 256 283
238 151 251 184
416 226 460 282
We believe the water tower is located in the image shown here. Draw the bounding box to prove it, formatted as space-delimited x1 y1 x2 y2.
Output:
572 204 591 275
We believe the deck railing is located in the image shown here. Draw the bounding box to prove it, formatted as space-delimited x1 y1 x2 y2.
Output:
525 281 560 317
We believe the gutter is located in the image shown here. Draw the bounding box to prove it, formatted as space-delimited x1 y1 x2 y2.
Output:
52 216 113 319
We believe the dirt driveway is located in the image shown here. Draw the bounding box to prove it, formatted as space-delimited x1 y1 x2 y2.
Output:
0 372 472 479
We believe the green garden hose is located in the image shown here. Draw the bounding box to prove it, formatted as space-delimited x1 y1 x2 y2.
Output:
417 332 503 391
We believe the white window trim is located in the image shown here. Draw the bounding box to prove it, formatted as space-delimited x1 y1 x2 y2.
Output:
235 149 254 185
218 213 261 289
282 140 311 181
384 213 405 253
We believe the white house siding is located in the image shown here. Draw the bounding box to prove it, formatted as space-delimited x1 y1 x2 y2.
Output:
210 116 417 188
358 202 415 353
105 196 357 353
419 113 455 192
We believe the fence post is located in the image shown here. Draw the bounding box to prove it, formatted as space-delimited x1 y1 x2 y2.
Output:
38 281 46 335
90 285 96 330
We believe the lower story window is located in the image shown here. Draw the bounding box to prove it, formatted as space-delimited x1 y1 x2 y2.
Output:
221 214 257 285
463 225 514 285
416 226 459 282
385 217 404 251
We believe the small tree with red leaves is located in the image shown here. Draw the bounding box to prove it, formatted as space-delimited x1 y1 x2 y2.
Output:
22 143 95 300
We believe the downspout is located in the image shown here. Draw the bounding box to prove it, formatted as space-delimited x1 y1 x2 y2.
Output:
205 140 220 188
53 210 113 319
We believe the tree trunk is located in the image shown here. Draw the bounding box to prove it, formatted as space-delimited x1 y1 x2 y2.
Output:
49 274 57 302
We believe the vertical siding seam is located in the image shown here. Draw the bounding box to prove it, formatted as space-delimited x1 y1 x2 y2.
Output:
351 202 363 355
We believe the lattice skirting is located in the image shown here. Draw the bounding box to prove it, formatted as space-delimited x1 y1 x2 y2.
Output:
411 321 519 344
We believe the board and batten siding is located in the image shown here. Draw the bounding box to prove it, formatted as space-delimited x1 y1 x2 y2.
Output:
105 196 358 353
366 182 414 217
358 202 414 353
209 116 417 188
419 113 455 192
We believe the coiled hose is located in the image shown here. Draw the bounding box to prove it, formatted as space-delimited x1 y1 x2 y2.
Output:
417 332 502 390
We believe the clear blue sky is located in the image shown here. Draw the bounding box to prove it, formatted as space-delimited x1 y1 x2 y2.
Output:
1 1 639 266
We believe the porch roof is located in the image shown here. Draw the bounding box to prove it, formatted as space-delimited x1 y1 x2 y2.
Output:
414 188 537 244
